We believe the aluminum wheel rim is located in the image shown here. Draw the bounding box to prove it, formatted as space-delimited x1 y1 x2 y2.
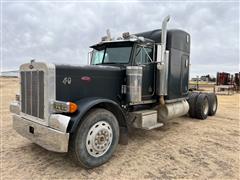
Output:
86 121 113 157
203 99 209 115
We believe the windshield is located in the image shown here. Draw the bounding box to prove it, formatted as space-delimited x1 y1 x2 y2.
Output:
91 46 132 65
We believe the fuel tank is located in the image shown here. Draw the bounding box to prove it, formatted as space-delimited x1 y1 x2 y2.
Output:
157 100 189 123
55 65 125 103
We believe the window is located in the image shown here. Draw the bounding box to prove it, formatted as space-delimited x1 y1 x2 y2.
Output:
91 49 104 65
91 46 132 65
134 46 153 65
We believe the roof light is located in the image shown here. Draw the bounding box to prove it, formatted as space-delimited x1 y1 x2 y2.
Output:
122 32 130 39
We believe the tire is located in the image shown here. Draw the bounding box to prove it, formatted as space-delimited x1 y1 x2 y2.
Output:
207 93 218 116
187 92 199 118
195 93 209 120
69 108 119 168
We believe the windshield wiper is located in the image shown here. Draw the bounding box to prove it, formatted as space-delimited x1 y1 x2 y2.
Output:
94 62 118 65
102 62 119 64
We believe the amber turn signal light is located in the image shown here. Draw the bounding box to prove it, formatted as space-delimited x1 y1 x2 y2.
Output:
69 102 78 113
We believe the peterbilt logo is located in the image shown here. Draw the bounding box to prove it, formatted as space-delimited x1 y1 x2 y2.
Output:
62 77 71 85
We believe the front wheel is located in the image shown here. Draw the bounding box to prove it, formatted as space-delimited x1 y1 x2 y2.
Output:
69 108 119 168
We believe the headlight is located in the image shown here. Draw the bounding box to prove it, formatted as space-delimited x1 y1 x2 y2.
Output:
52 100 78 113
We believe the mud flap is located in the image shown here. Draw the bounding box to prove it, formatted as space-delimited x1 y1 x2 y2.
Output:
119 127 128 145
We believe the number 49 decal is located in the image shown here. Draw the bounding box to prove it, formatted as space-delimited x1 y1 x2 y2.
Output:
62 77 71 85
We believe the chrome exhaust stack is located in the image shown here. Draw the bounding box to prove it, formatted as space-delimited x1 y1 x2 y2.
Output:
156 15 170 105
159 15 170 64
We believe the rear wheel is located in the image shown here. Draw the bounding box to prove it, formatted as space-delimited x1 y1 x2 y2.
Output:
195 93 209 120
187 92 199 118
207 93 218 116
69 108 119 168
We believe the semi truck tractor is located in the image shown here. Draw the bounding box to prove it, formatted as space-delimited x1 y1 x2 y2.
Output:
10 16 218 168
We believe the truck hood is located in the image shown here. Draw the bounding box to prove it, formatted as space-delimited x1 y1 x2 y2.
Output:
55 64 125 103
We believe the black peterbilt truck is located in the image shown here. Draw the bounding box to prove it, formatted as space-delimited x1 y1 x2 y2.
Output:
10 16 218 168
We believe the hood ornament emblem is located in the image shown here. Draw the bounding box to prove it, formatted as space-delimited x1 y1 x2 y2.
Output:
29 59 35 69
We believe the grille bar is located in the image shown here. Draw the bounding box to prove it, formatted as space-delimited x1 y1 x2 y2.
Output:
21 71 44 119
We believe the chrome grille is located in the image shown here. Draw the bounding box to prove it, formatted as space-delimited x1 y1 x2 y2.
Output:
21 71 44 119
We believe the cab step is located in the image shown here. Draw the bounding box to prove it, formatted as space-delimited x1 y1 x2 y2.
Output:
131 110 164 130
141 122 164 130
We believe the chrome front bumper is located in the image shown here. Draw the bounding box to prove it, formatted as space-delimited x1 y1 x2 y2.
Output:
12 114 69 152
11 102 70 153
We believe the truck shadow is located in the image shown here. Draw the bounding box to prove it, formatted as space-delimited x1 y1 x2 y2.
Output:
19 141 111 173
128 116 200 142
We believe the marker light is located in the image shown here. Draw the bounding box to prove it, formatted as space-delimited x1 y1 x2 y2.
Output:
15 94 20 102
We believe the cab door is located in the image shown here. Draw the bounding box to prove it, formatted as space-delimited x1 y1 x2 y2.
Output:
180 55 189 96
134 45 155 100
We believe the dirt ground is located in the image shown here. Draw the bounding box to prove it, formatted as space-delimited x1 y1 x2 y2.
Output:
1 77 239 179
